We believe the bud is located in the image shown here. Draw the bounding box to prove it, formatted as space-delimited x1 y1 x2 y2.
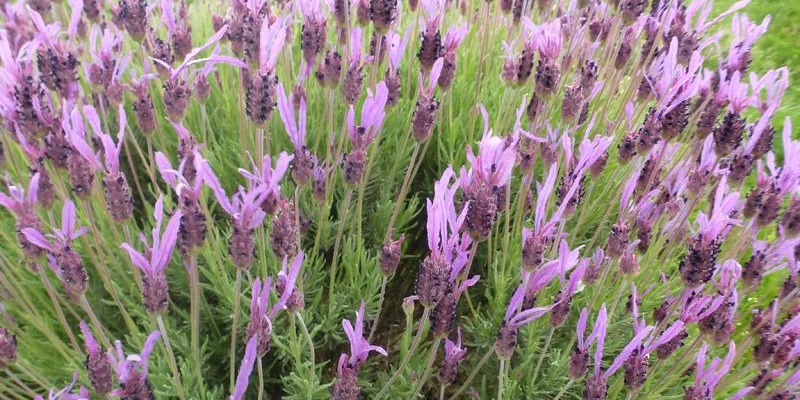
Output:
516 48 535 84
583 374 607 400
416 254 450 308
67 150 96 199
133 85 157 134
332 364 360 400
370 0 398 34
712 112 745 156
56 249 89 301
178 192 207 255
525 94 541 123
142 273 169 313
438 52 457 90
535 59 560 94
103 172 134 222
430 288 457 338
195 75 211 103
618 133 638 164
385 70 402 106
380 235 404 275
342 66 364 105
418 30 442 71
0 328 16 368
229 225 255 269
316 50 343 87
270 200 299 259
494 323 518 360
623 349 649 390
343 149 366 185
114 0 149 41
679 236 721 287
246 316 273 357
606 222 629 258
562 86 585 122
568 346 589 379
661 100 690 141
246 72 278 127
291 147 317 185
411 94 439 142
580 60 598 96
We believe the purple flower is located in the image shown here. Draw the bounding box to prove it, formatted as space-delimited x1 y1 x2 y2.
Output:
422 167 472 282
108 331 162 399
347 82 389 151
120 196 182 312
230 335 258 400
684 341 736 398
80 321 113 394
386 27 411 75
34 372 91 400
338 300 387 372
570 305 607 379
0 173 39 222
276 251 305 313
726 13 769 73
22 200 88 253
247 254 300 356
439 327 468 384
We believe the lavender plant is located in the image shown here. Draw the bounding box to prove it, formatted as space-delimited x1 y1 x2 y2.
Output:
0 0 799 398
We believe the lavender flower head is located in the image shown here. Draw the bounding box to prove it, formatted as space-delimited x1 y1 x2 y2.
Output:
0 173 45 260
411 57 444 142
344 81 388 185
437 22 468 90
22 201 89 301
245 16 287 126
121 196 182 313
384 27 411 106
417 167 472 308
79 321 112 395
83 104 134 221
204 162 267 269
34 372 91 400
342 27 373 105
459 109 516 239
684 341 737 399
439 327 468 384
299 0 327 64
333 301 387 400
247 257 299 357
418 0 444 71
496 284 555 359
240 151 293 215
275 251 305 313
277 83 317 185
108 331 162 399
570 306 607 379
62 105 98 199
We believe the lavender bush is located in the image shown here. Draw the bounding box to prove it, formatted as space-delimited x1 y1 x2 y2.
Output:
0 0 798 398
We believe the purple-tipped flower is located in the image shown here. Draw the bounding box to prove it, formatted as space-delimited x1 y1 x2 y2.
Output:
79 321 112 395
22 201 89 301
458 109 516 239
533 19 562 94
344 82 388 185
29 8 80 99
245 16 287 126
439 327 468 384
417 167 472 308
121 196 182 313
570 306 607 379
112 0 148 41
156 146 209 256
380 234 405 275
83 104 134 221
0 173 45 260
437 23 468 90
418 0 444 70
277 83 317 185
370 0 398 34
62 106 98 199
430 275 479 337
411 58 444 142
342 28 372 105
108 331 161 399
496 284 555 359
551 253 587 328
205 164 266 269
161 0 193 60
333 301 388 400
384 27 411 106
698 260 741 342
299 0 327 63
275 252 305 313
684 341 737 399
240 151 293 215
34 372 91 400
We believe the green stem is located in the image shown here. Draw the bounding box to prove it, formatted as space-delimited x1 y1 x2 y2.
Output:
257 357 264 400
375 308 431 399
37 267 81 354
328 189 353 309
156 314 186 400
532 327 555 383
296 312 316 380
187 256 203 382
449 346 494 399
410 338 442 399
79 294 112 350
497 358 507 400
368 276 389 342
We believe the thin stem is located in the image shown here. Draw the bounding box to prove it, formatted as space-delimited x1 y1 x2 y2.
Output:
552 379 574 400
296 312 316 377
385 143 420 241
497 359 507 400
187 256 203 382
375 308 431 399
410 338 442 399
368 276 389 342
79 294 112 350
229 269 243 392
155 314 187 400
328 189 353 309
451 348 494 399
532 327 555 383
257 358 264 400
37 267 81 354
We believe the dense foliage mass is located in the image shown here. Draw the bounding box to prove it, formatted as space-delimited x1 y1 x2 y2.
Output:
0 0 798 398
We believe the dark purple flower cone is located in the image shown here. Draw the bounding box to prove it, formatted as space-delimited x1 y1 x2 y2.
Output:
86 351 113 395
142 273 169 313
416 254 450 309
103 172 134 222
